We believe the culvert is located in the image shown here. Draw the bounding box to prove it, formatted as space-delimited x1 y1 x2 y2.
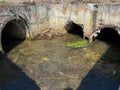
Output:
64 21 84 38
91 27 120 43
1 19 27 53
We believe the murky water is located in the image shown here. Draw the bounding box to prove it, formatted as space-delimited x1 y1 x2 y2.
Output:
0 34 119 90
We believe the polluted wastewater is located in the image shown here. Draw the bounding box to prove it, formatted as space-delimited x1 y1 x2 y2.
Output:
0 33 119 90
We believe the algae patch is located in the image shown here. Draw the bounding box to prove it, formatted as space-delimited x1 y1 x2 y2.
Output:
66 39 88 48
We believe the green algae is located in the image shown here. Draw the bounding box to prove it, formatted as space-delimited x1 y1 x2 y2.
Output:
66 39 88 48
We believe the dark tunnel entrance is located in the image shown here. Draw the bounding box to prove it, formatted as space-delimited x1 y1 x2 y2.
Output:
96 28 120 44
64 21 84 38
1 19 26 53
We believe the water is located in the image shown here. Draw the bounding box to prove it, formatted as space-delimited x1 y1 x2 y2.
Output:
0 34 119 90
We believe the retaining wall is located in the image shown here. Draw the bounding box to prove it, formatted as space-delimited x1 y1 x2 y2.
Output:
28 3 120 38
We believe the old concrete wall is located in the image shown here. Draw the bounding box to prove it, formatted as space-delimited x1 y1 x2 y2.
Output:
48 3 92 36
96 3 120 27
89 3 120 42
28 3 120 38
0 2 120 39
29 3 94 38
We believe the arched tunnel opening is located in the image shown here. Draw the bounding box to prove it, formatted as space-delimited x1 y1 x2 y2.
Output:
95 28 120 44
64 21 84 38
1 19 26 53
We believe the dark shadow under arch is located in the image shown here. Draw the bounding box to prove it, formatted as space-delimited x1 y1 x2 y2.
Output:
96 27 120 43
1 19 27 53
64 21 84 38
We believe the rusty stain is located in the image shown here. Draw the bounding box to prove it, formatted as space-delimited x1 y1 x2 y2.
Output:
79 6 84 11
84 9 93 36
59 5 71 14
97 11 101 17
112 12 120 16
74 6 84 15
